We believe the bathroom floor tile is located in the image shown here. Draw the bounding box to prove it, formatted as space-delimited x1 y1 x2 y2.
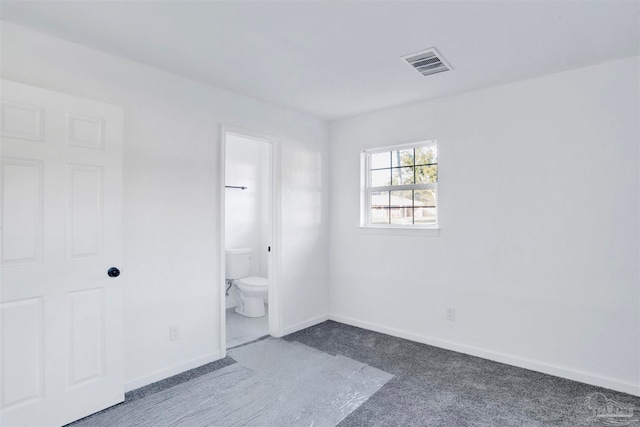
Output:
226 305 269 348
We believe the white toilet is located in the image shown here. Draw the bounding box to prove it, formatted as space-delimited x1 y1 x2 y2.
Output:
225 248 269 318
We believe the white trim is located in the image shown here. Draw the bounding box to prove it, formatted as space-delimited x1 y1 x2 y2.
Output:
218 126 227 357
268 139 283 338
364 139 436 154
360 153 367 226
219 125 283 351
329 314 640 397
359 226 440 236
281 314 330 336
371 183 437 192
124 351 224 392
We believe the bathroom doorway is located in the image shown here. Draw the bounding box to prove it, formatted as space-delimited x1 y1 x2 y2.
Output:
219 128 280 352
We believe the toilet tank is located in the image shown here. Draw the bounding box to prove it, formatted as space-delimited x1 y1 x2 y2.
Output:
225 248 252 279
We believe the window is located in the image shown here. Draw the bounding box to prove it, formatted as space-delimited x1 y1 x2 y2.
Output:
361 141 438 228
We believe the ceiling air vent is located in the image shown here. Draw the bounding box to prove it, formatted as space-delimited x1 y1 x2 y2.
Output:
402 48 453 77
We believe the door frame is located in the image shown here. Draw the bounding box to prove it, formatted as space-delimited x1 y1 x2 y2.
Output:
218 125 282 356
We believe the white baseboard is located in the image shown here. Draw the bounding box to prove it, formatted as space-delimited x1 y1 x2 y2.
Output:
281 313 330 336
124 350 224 392
329 313 640 397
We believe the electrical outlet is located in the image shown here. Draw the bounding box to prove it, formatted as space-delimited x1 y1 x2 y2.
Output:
446 308 455 321
170 324 180 341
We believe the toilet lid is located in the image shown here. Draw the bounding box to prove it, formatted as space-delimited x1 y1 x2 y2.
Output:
238 276 268 288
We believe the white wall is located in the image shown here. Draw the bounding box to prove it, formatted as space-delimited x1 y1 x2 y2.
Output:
225 134 270 308
1 22 330 389
329 57 639 395
4 19 636 399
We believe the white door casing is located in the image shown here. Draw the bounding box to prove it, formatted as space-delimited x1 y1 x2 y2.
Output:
219 126 282 355
0 80 124 426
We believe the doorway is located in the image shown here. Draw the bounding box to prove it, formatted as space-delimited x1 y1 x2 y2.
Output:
219 128 280 353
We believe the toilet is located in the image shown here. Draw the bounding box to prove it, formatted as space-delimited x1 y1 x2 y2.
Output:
225 248 269 318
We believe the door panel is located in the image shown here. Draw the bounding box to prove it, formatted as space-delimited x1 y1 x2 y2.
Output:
0 80 123 427
1 101 45 142
1 158 43 264
67 164 103 259
0 297 44 408
66 113 104 149
68 288 105 386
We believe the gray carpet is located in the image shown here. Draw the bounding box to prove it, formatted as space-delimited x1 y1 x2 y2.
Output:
69 321 639 426
284 321 640 426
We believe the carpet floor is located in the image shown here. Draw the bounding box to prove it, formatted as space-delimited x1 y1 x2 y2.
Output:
70 320 639 426
284 321 640 427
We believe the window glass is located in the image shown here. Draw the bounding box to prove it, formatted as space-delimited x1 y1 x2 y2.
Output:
363 142 438 228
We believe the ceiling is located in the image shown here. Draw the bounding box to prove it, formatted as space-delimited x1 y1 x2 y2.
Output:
1 1 638 121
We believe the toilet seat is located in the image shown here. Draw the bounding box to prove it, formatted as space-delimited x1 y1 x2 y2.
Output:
237 276 268 288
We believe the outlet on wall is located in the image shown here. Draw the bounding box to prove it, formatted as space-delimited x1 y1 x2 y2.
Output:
446 308 456 321
170 324 180 341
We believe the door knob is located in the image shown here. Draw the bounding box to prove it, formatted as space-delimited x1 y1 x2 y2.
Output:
107 267 121 278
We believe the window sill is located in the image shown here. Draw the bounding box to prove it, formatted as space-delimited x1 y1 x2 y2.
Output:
358 225 440 237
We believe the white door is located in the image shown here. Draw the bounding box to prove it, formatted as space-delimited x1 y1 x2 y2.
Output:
0 80 124 427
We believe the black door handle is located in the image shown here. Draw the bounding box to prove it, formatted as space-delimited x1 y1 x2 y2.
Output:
108 267 120 278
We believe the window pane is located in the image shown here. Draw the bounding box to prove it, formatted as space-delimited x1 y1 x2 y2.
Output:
371 169 391 186
391 149 414 167
415 165 437 184
364 143 438 227
415 189 436 207
371 191 389 208
415 146 437 165
414 207 437 224
371 191 389 224
370 152 390 169
390 207 414 224
371 207 389 224
391 167 414 185
390 190 413 207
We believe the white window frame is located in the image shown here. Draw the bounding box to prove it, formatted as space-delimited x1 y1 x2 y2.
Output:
360 140 439 230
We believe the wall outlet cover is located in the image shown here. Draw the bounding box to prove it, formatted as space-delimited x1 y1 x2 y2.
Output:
446 308 456 321
170 324 180 341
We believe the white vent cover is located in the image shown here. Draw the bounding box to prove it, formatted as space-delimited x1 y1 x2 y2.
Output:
402 48 453 77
